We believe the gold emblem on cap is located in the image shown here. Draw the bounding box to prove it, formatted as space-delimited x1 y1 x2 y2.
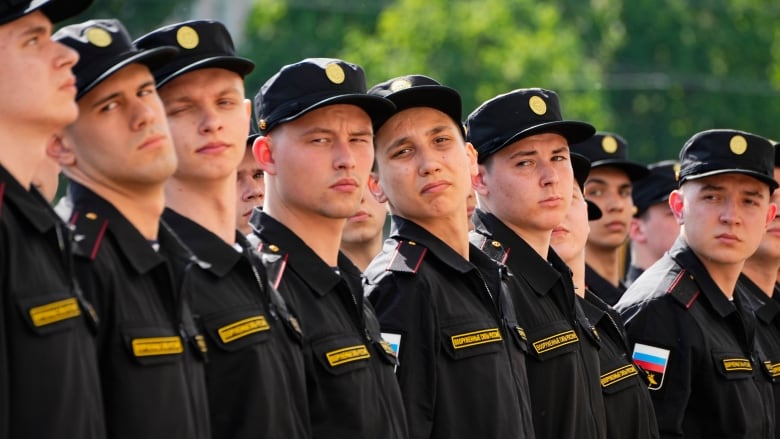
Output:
390 79 412 92
325 63 346 84
729 135 747 155
491 240 501 248
602 136 618 154
86 27 112 48
258 120 267 131
673 163 681 180
176 26 199 50
529 96 547 115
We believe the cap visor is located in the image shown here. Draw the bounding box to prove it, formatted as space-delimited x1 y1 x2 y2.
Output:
587 200 603 221
378 86 462 133
78 46 178 99
482 120 596 162
681 169 779 191
276 94 395 131
155 56 255 88
591 159 650 182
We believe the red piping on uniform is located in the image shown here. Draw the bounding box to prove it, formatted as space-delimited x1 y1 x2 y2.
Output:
0 182 5 217
666 269 700 309
90 220 108 260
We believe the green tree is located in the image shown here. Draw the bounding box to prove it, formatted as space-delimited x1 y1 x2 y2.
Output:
65 0 195 36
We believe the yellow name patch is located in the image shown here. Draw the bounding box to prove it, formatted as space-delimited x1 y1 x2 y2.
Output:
532 330 579 354
601 364 638 387
723 358 752 372
29 297 81 327
451 328 503 349
132 336 183 357
326 345 371 367
218 315 270 344
765 361 780 378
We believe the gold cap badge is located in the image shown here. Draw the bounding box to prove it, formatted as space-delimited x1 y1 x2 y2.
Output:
176 26 199 50
86 27 112 48
729 135 747 155
258 119 267 131
390 78 412 92
602 136 618 154
673 162 681 180
529 96 547 115
325 63 345 84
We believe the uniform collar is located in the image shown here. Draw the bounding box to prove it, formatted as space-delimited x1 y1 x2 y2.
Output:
251 211 361 297
584 265 625 306
0 164 59 234
67 180 169 275
739 273 780 324
390 215 480 274
162 208 243 278
471 209 563 296
670 238 738 318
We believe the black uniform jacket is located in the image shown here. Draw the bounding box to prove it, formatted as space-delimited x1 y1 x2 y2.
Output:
586 264 627 306
163 209 310 439
581 290 659 439
470 209 607 439
364 215 535 439
250 211 408 439
739 275 780 439
0 166 104 438
61 181 211 439
616 238 775 439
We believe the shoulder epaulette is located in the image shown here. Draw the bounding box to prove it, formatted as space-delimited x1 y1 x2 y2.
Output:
666 269 700 309
469 233 509 264
69 210 109 261
256 242 289 290
386 240 427 273
0 182 5 218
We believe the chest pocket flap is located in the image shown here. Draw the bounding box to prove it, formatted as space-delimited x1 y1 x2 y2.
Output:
442 320 504 361
17 292 81 336
313 333 372 376
712 350 755 380
200 306 272 353
121 324 184 366
527 320 580 361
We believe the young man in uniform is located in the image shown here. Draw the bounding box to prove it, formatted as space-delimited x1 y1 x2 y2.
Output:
340 186 387 272
249 58 408 439
625 160 680 285
551 153 660 439
50 20 210 439
466 88 607 439
616 129 777 438
0 1 104 437
136 20 310 439
738 146 780 438
236 120 264 235
364 75 535 439
571 132 648 305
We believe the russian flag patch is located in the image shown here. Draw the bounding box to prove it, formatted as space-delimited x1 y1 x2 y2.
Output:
632 343 670 390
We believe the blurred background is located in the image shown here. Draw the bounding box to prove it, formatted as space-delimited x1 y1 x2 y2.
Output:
69 0 780 164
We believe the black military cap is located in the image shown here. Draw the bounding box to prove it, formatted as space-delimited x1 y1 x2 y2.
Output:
0 0 91 26
571 152 603 220
465 88 595 164
246 117 260 147
134 19 254 88
53 19 177 100
368 74 463 135
678 129 778 191
570 132 649 181
254 58 394 135
631 160 679 217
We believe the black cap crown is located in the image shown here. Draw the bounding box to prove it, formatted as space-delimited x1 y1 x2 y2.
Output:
0 0 91 25
254 58 394 134
570 132 649 181
678 129 778 191
368 74 463 134
631 160 679 217
466 88 595 164
135 20 254 88
53 19 177 100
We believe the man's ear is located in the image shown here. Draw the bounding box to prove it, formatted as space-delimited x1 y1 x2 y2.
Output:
253 135 276 175
766 202 778 227
669 189 685 224
368 172 388 203
47 134 76 167
629 217 647 243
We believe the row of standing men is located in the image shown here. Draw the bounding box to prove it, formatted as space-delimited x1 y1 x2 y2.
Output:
3 1 780 438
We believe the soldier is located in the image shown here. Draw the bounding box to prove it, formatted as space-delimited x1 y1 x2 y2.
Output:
236 120 264 235
249 58 408 439
738 145 780 438
616 129 777 438
551 153 660 439
340 185 387 272
571 132 649 305
626 160 680 285
364 74 535 439
50 20 210 438
136 20 310 439
466 88 606 439
0 1 104 437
